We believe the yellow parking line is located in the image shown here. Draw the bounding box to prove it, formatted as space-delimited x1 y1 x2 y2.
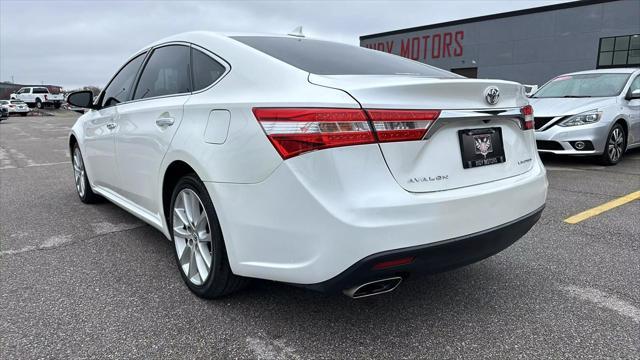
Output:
564 190 640 224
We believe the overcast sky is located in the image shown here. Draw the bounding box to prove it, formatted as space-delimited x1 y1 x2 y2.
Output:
0 0 571 89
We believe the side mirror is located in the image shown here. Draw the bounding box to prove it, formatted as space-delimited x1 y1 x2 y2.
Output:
67 90 95 109
626 89 640 100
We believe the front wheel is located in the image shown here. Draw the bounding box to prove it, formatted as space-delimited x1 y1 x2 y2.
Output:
170 175 248 298
72 144 101 203
598 124 626 165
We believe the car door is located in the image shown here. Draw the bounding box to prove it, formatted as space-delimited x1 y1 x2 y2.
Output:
19 88 33 103
114 44 191 214
82 52 146 190
624 74 640 145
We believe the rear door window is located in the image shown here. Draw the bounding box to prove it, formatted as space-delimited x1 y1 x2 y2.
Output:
191 47 226 91
232 36 456 77
133 45 191 100
101 52 146 108
33 88 49 94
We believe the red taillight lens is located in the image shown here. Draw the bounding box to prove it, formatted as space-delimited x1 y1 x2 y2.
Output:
253 108 375 159
372 256 415 270
366 109 440 142
521 105 534 130
44 95 48 101
254 108 441 159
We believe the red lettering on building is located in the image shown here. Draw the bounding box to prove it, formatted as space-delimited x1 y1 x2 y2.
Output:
454 31 464 56
400 38 411 58
431 34 441 59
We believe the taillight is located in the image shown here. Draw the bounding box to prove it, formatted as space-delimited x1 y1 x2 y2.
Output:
253 108 375 159
44 95 48 101
366 109 440 142
254 108 441 159
521 105 534 130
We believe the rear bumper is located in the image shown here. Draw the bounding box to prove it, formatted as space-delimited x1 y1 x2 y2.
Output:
205 145 548 285
304 205 544 293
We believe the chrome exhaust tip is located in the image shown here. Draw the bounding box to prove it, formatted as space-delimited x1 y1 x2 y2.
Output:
343 277 403 299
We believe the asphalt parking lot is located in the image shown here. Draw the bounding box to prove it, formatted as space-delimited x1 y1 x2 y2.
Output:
1 112 638 359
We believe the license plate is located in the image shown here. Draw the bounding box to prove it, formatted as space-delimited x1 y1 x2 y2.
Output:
458 127 506 169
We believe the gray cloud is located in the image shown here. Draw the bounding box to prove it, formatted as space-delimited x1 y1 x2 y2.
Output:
0 0 569 89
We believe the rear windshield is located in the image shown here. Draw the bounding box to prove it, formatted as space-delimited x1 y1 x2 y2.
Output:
232 36 457 77
10 100 25 104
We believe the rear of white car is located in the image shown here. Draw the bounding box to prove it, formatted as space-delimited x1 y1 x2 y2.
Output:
203 36 547 295
68 32 547 298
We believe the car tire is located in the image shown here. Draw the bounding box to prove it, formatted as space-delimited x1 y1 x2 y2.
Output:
35 98 43 109
598 123 626 166
72 144 102 203
170 174 248 298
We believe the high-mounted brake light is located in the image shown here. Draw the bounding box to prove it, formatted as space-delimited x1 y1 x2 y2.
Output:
366 109 440 142
521 105 534 130
253 108 441 159
253 108 375 159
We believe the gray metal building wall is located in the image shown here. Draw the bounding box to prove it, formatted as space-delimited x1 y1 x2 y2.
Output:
360 0 640 86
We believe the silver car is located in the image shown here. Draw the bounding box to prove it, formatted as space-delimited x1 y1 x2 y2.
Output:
530 68 640 165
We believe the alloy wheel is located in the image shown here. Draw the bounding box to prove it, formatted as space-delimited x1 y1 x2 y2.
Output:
607 127 624 163
72 148 86 197
173 189 213 286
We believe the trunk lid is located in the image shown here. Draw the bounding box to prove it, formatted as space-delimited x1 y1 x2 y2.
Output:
309 75 535 192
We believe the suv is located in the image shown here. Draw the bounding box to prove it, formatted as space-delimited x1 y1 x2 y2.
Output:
10 87 64 109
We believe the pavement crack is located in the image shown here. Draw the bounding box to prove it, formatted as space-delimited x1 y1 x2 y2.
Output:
0 224 148 256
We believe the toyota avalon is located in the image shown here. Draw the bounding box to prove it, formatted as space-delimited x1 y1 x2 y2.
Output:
66 32 547 299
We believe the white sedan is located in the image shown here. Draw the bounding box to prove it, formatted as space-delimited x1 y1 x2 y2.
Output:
0 99 30 116
66 32 547 299
531 68 640 165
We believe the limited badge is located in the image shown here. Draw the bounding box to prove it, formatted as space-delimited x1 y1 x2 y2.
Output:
474 134 493 158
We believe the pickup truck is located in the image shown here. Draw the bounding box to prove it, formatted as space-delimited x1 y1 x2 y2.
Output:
10 87 64 109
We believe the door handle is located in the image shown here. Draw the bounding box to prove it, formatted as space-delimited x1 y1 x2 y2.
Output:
106 122 117 130
155 117 175 127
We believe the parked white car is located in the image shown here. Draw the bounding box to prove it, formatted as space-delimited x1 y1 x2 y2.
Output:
10 87 64 109
66 32 547 299
530 68 640 165
0 99 30 116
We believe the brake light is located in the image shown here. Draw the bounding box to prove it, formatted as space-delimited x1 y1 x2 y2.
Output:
366 109 440 142
521 105 534 130
254 108 441 159
253 108 375 159
44 95 48 101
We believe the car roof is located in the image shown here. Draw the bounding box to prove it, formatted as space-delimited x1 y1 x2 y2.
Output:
563 68 640 76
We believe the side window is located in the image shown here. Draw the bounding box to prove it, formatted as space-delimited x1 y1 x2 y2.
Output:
19 88 30 94
191 47 226 91
629 76 640 93
133 45 191 100
33 88 48 94
101 52 146 108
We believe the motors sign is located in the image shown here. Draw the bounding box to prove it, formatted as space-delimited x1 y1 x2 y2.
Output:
362 31 464 63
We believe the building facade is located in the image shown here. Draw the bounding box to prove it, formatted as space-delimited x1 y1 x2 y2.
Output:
360 0 640 86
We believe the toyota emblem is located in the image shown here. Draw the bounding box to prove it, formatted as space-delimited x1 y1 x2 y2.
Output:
484 87 500 105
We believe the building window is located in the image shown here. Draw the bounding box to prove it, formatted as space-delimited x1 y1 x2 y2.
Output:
598 34 640 68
